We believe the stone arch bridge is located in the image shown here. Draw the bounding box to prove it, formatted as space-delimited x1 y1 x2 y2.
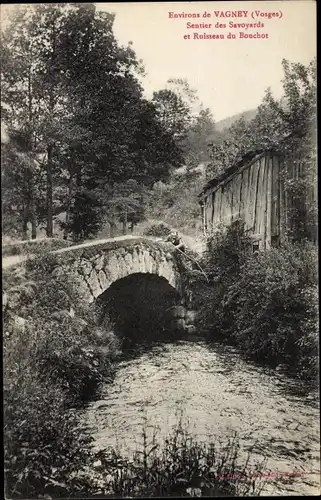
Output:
37 236 196 334
48 237 183 298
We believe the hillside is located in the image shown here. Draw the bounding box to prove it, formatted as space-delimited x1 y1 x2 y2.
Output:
215 108 257 132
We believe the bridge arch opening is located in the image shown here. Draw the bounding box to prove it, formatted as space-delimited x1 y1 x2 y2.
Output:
95 272 184 347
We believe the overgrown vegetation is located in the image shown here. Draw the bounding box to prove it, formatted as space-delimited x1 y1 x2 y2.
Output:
193 222 318 383
142 222 172 237
91 423 267 498
3 250 270 498
3 253 120 497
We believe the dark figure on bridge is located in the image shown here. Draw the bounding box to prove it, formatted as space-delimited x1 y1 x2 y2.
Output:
166 231 185 253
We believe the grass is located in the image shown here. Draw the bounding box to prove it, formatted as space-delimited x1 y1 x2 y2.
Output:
88 419 267 498
2 237 73 257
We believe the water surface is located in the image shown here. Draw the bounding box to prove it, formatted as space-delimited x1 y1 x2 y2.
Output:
85 340 320 496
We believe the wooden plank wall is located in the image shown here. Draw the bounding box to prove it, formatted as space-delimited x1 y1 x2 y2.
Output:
204 150 316 246
204 152 275 246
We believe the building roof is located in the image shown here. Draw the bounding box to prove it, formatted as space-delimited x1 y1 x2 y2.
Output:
199 148 284 197
199 132 295 198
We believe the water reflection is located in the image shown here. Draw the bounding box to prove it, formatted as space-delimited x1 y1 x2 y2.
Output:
84 340 320 496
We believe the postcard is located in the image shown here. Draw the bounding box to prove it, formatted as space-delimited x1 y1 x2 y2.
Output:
2 2 318 498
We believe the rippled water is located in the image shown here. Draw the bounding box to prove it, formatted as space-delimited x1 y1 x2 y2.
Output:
84 340 320 496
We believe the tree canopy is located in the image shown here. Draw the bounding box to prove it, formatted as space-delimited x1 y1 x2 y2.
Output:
1 3 183 240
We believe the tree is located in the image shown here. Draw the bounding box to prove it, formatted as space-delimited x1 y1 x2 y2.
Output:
207 57 317 241
167 78 199 117
2 4 184 241
1 4 70 237
152 79 198 143
102 180 146 235
55 4 182 239
61 189 105 242
182 107 215 166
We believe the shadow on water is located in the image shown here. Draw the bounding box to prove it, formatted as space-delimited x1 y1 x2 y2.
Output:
203 337 319 404
93 271 318 404
82 278 320 497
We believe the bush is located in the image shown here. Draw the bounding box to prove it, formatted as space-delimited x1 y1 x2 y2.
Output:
143 222 172 238
3 305 96 498
3 252 121 498
4 253 121 405
195 223 318 382
231 242 318 379
4 371 95 498
90 422 267 497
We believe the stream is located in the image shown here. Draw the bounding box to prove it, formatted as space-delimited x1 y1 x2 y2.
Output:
84 340 320 496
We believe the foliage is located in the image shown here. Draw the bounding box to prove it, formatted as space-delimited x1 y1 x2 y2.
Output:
146 168 205 236
4 369 95 499
152 78 198 143
230 242 318 379
101 180 147 236
91 421 267 497
60 189 106 242
195 224 318 382
207 58 316 178
4 256 121 403
143 222 172 237
3 248 123 497
1 4 183 241
182 107 215 165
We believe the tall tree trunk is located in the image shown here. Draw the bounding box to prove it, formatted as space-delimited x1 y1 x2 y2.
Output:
110 220 116 238
46 18 58 239
122 209 128 235
22 165 29 240
130 221 134 233
22 208 29 240
64 173 73 240
31 204 37 239
27 64 36 239
30 177 37 240
46 144 53 237
110 207 117 238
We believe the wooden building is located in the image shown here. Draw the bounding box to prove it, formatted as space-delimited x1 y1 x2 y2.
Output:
198 149 316 250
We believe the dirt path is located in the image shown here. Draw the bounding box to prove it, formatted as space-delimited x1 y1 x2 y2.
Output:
2 224 205 270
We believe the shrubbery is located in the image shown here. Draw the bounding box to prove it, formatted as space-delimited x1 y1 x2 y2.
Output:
4 370 95 498
143 222 172 237
4 253 121 404
195 222 318 382
3 253 120 497
91 423 266 498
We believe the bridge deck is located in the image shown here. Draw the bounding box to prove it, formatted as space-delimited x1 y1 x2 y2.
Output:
2 233 204 269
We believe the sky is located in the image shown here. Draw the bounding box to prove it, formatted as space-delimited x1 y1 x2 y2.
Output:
98 1 316 121
1 1 317 122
